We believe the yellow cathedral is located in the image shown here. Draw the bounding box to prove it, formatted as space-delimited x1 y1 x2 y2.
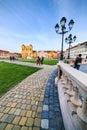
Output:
21 44 59 59
21 44 37 58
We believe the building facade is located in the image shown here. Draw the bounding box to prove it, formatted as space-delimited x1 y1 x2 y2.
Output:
0 50 21 59
0 50 10 59
21 44 37 58
65 41 87 59
21 44 59 59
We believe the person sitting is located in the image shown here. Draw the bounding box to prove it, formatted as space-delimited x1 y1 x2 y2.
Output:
36 56 41 65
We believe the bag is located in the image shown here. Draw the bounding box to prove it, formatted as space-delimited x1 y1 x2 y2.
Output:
77 62 81 65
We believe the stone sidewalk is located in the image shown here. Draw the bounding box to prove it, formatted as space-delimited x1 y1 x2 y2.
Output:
0 61 64 130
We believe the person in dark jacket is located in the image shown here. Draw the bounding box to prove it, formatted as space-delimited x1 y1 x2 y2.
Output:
41 56 44 64
74 54 82 70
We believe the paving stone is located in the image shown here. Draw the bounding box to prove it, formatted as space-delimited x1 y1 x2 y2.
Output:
44 98 49 104
26 118 34 126
19 117 27 126
49 98 54 104
42 111 49 118
9 108 16 114
41 119 49 129
36 112 42 118
11 103 17 107
13 125 21 130
21 126 28 130
26 105 31 110
6 102 12 107
14 109 21 115
5 124 13 130
16 103 22 109
17 99 22 103
26 100 31 104
1 101 8 106
49 111 54 118
38 101 43 107
3 107 11 114
0 123 7 130
20 110 27 116
22 99 26 104
37 107 42 113
26 111 32 117
31 101 36 105
39 97 44 102
21 104 26 109
5 114 15 123
28 127 33 130
50 119 56 128
33 127 40 130
12 116 21 125
49 105 54 111
0 106 5 112
32 105 37 111
0 114 9 122
34 118 41 127
0 112 3 118
43 105 49 111
54 106 60 112
32 111 36 118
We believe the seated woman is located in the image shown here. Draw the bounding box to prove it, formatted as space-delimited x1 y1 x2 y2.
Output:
36 56 41 65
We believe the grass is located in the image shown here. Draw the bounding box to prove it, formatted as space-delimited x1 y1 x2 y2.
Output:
42 58 58 65
0 62 41 96
19 58 58 65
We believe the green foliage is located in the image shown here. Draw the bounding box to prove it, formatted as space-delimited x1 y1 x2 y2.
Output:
19 58 58 65
0 62 41 95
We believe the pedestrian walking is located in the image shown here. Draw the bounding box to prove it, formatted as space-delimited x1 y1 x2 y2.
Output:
10 56 12 61
74 54 82 70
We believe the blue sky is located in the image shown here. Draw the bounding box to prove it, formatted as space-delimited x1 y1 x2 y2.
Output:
0 0 87 53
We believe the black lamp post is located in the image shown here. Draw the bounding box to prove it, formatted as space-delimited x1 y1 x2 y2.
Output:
55 17 74 60
65 34 76 59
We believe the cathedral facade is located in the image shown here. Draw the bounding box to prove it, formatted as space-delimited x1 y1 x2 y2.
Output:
21 44 58 59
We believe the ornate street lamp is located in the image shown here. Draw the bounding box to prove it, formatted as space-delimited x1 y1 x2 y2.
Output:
55 17 74 60
65 34 76 59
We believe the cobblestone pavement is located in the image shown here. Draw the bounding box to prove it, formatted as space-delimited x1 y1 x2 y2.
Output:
0 61 65 130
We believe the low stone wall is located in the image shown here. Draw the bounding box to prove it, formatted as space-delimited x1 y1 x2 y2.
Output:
57 61 87 130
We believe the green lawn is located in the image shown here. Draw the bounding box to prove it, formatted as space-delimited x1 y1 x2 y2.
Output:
19 58 58 65
0 62 41 96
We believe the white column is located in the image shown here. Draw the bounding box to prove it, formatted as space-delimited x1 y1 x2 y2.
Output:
77 98 87 123
70 87 82 107
66 80 75 96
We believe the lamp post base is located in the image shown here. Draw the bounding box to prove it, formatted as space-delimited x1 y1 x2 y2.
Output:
60 54 63 60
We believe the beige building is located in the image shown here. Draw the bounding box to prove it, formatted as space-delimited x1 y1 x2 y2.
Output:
0 50 21 59
37 50 58 59
65 41 87 59
0 50 10 59
21 44 59 59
